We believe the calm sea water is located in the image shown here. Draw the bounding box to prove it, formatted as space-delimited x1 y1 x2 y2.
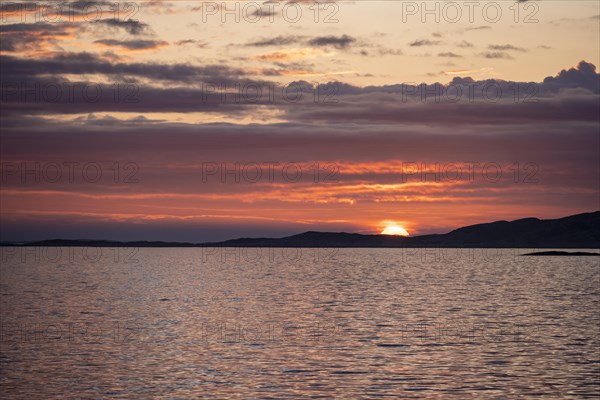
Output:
1 247 599 399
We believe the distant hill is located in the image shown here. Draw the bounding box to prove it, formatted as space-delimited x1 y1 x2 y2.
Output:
3 211 599 248
202 211 599 248
418 212 600 248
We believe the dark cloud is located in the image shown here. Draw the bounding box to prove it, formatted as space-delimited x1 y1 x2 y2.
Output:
176 39 196 46
377 48 403 56
94 39 168 50
2 54 598 126
456 41 474 48
480 52 514 60
247 36 303 47
466 26 492 31
294 93 598 126
308 35 356 49
0 35 23 52
438 52 462 58
2 118 597 169
360 47 403 57
247 35 359 51
0 53 250 85
543 61 600 92
175 39 208 48
0 1 115 19
248 7 277 18
0 22 76 52
92 19 151 35
0 22 74 34
489 44 527 52
0 2 39 14
409 39 442 47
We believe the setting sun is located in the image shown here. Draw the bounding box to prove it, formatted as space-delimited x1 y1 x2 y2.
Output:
381 225 410 236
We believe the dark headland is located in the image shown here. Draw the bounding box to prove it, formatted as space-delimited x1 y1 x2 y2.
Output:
521 251 600 256
2 211 599 249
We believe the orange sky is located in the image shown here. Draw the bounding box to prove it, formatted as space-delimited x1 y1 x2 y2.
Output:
1 1 599 241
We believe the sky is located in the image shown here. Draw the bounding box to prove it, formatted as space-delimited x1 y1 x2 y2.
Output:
0 0 599 242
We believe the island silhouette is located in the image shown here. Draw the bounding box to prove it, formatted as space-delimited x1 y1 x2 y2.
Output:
3 211 598 249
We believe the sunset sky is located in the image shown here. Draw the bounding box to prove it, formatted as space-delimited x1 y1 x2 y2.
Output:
1 0 599 241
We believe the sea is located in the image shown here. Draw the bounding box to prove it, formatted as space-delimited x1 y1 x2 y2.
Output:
1 247 599 398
